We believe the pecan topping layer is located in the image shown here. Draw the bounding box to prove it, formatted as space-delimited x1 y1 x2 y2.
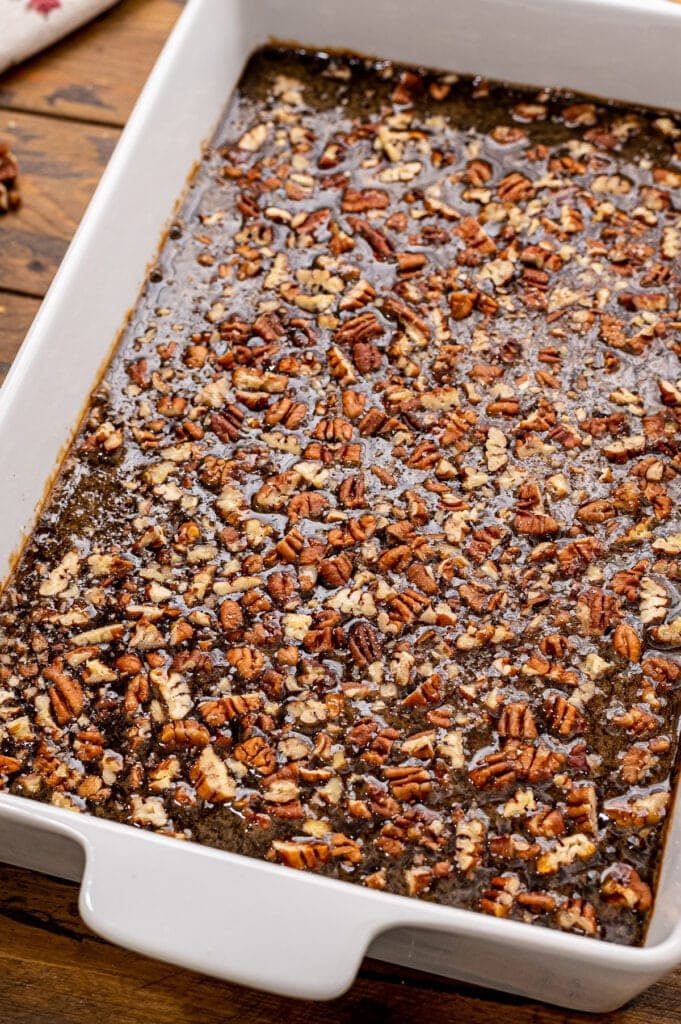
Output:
1 48 680 948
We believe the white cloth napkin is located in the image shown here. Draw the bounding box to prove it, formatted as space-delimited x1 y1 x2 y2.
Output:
0 0 120 74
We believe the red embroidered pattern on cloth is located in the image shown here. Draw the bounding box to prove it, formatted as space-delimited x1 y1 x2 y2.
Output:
26 0 63 12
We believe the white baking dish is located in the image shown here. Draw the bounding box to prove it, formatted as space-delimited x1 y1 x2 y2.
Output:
1 0 681 1010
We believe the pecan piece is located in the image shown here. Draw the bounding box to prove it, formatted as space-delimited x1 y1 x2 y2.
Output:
159 720 210 750
319 553 353 588
267 571 297 605
312 417 353 443
480 874 520 916
287 492 329 523
303 610 344 652
348 622 381 666
210 406 244 442
338 472 366 509
449 291 476 320
498 702 537 739
358 407 400 436
517 891 557 914
226 647 265 680
612 623 641 662
234 736 276 775
565 784 598 835
383 764 432 801
577 499 615 524
346 215 393 259
381 295 431 342
621 745 658 784
342 188 389 212
527 807 565 838
455 817 486 874
378 544 413 573
265 397 307 429
407 563 439 595
642 656 680 686
45 670 84 726
611 705 658 735
336 311 384 346
199 694 261 727
513 741 565 783
557 538 601 576
555 898 598 937
601 863 652 911
639 576 669 624
469 750 517 790
219 599 244 633
544 695 585 737
352 341 382 374
275 528 305 562
536 834 597 875
576 589 620 635
497 171 535 202
603 790 669 828
271 840 329 870
489 836 540 861
513 512 560 536
191 746 236 803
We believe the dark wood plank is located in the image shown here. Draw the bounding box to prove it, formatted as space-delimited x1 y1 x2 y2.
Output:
0 292 40 383
0 864 679 1024
0 111 118 295
0 0 184 128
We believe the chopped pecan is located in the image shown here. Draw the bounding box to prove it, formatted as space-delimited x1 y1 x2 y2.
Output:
544 695 585 737
603 790 669 828
45 670 84 726
383 764 432 801
265 397 308 429
513 512 560 536
565 784 598 835
480 874 521 916
348 622 381 666
227 647 265 680
498 702 537 739
527 807 566 839
576 589 620 635
219 599 244 633
159 720 210 750
601 863 652 911
234 736 276 775
612 623 641 662
271 840 330 870
319 553 353 588
455 817 486 874
191 746 236 803
338 472 366 509
536 834 597 875
555 898 598 937
352 341 382 374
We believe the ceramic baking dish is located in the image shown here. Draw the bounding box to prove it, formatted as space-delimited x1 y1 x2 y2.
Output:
1 0 681 1011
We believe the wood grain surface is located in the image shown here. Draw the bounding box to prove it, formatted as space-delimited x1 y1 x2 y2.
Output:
0 3 680 1022
0 111 118 295
0 293 40 384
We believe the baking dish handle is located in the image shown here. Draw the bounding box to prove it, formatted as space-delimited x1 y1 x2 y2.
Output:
78 821 401 1000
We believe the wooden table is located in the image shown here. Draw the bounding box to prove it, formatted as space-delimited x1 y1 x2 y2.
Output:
0 3 680 1021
